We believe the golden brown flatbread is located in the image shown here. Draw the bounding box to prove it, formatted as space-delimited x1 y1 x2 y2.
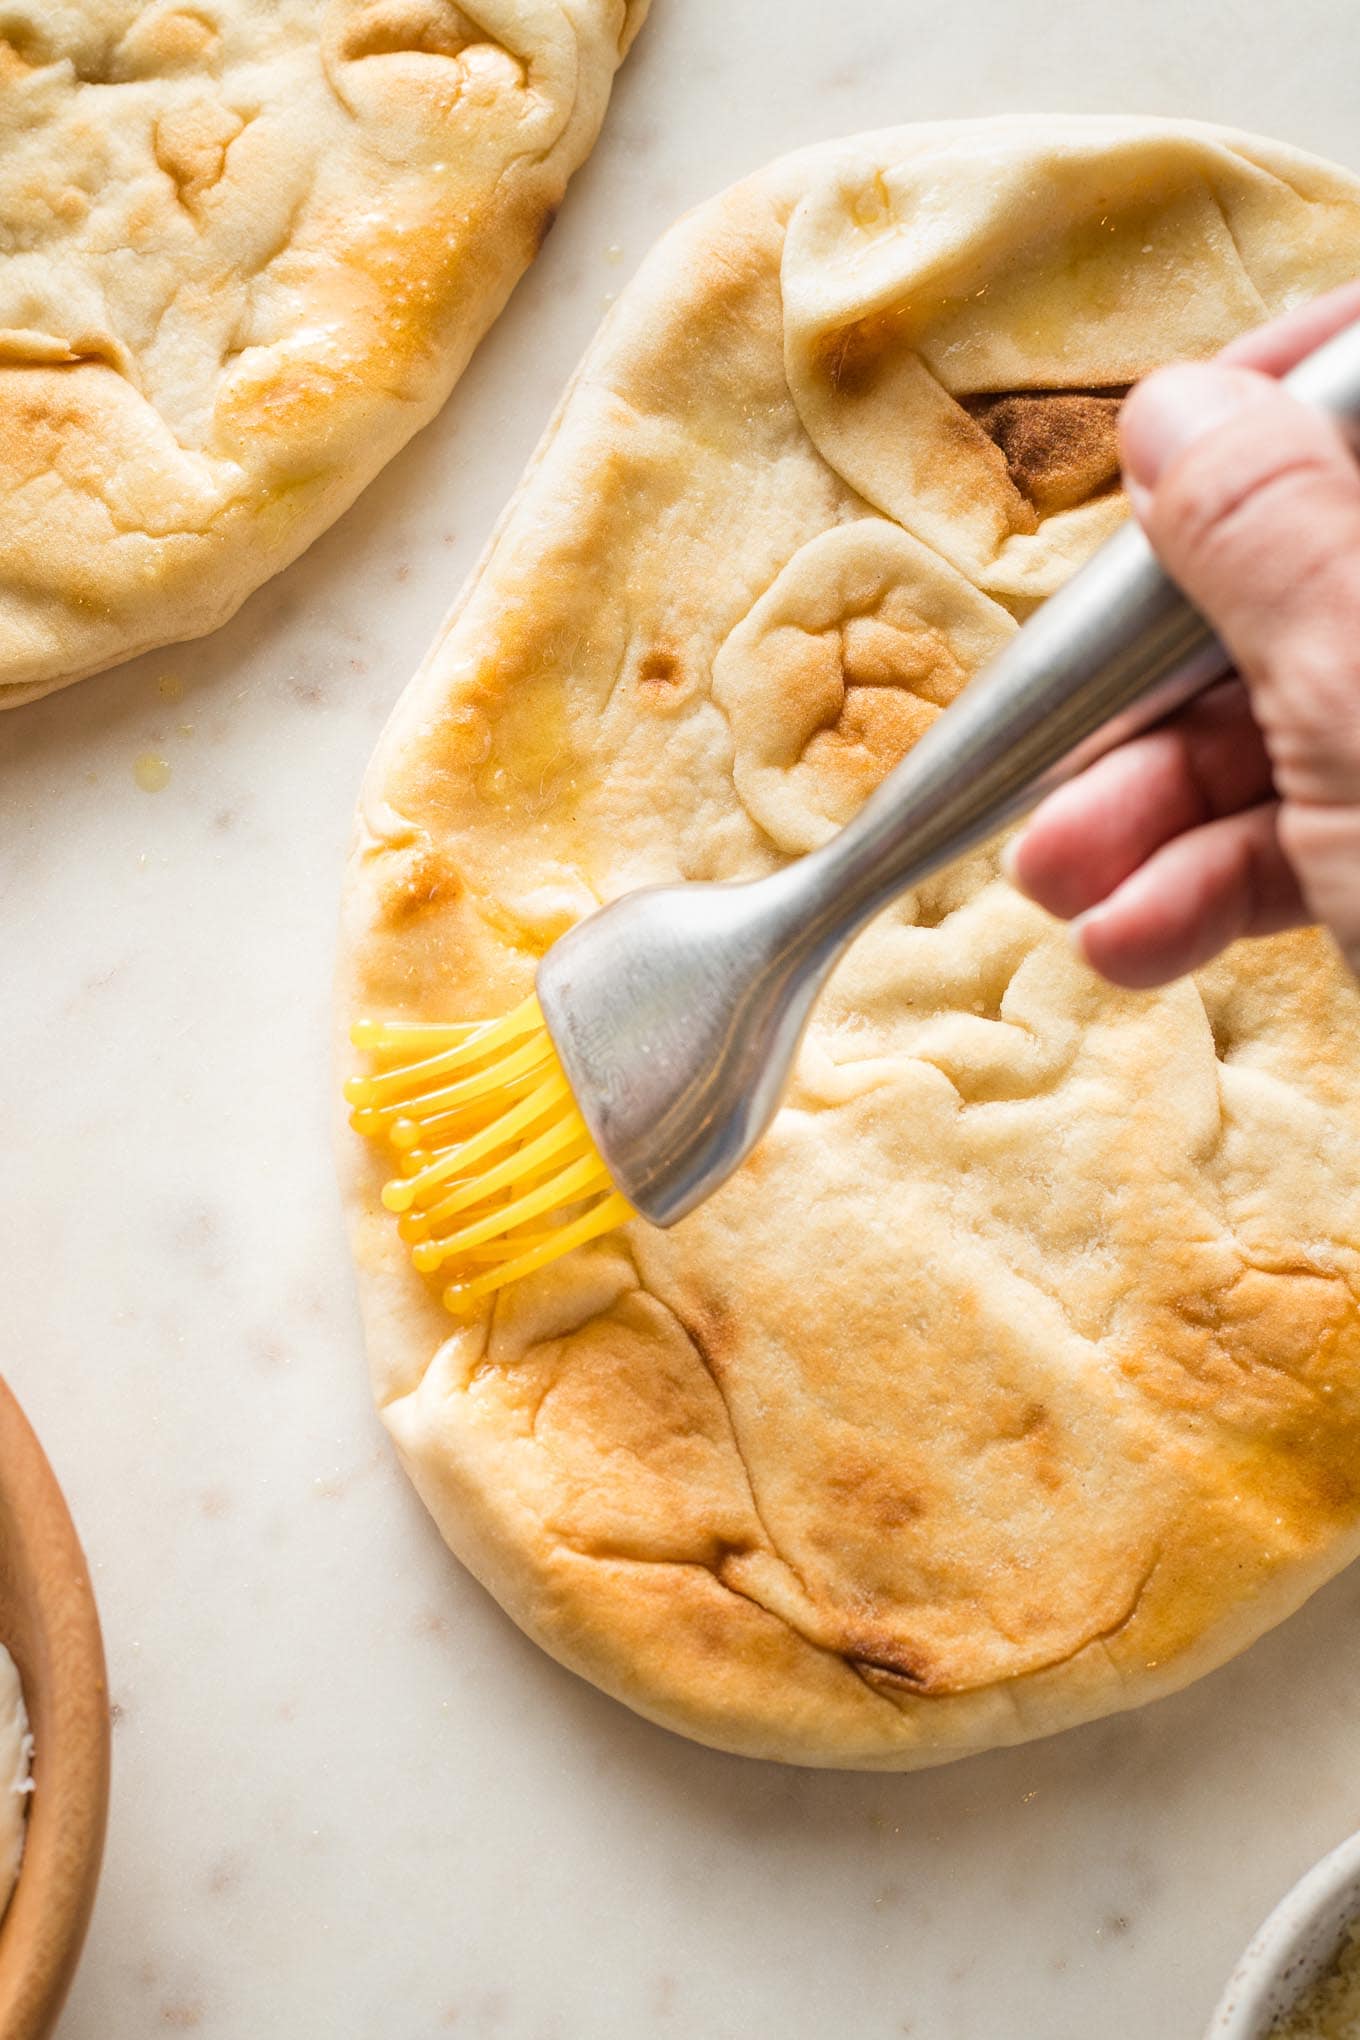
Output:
339 117 1360 1767
0 0 646 706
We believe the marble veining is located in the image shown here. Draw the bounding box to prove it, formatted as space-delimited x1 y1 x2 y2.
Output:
3 2 1360 2034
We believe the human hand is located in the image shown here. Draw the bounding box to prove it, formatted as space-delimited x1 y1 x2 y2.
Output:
1007 279 1360 987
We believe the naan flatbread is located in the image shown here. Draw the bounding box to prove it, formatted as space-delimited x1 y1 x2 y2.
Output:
340 118 1360 1767
0 0 646 705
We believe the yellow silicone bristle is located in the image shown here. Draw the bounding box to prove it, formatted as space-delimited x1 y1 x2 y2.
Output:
345 1017 538 1110
347 993 632 1312
441 1193 634 1312
351 1018 483 1056
410 1151 612 1271
416 1114 590 1233
381 1067 567 1215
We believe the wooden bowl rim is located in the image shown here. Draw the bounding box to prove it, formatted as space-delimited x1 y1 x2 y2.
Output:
0 1380 109 2040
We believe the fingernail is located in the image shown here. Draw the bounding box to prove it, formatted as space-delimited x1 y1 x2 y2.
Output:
1121 363 1270 490
999 836 1023 886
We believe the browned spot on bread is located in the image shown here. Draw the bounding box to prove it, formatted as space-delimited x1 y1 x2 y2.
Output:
638 646 681 687
841 613 960 697
0 40 36 86
797 611 967 816
819 308 905 398
1311 1457 1357 1512
849 1637 935 1690
534 203 559 254
804 685 938 803
339 1 480 63
997 1399 1047 1442
117 8 220 77
820 1451 924 1532
380 847 462 926
684 1305 735 1383
0 22 65 71
964 389 1128 515
154 98 244 211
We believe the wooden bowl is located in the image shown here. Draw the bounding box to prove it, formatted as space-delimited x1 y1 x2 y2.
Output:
0 1382 109 2039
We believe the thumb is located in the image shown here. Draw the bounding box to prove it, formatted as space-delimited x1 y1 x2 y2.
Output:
1121 360 1360 813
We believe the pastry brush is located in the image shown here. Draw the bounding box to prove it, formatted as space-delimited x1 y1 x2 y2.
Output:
347 316 1360 1313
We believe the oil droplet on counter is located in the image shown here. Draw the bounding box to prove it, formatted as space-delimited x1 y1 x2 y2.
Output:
604 243 623 264
156 672 185 702
134 752 171 792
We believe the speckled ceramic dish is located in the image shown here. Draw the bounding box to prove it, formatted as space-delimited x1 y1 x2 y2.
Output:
1208 1830 1360 2038
0 1379 109 2039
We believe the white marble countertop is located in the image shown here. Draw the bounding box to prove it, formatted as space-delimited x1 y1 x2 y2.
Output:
5 3 1360 2035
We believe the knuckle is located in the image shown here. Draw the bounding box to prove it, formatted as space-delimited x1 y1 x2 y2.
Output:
1277 802 1360 956
1147 405 1360 663
1156 430 1335 571
1152 386 1330 531
1264 642 1360 782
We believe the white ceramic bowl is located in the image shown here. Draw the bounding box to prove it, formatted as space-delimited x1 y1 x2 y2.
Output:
1208 1830 1360 2038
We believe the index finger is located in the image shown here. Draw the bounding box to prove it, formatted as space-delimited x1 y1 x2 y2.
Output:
1219 278 1360 376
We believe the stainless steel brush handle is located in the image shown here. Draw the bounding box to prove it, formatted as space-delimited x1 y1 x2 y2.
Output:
800 316 1360 952
541 315 1360 1228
